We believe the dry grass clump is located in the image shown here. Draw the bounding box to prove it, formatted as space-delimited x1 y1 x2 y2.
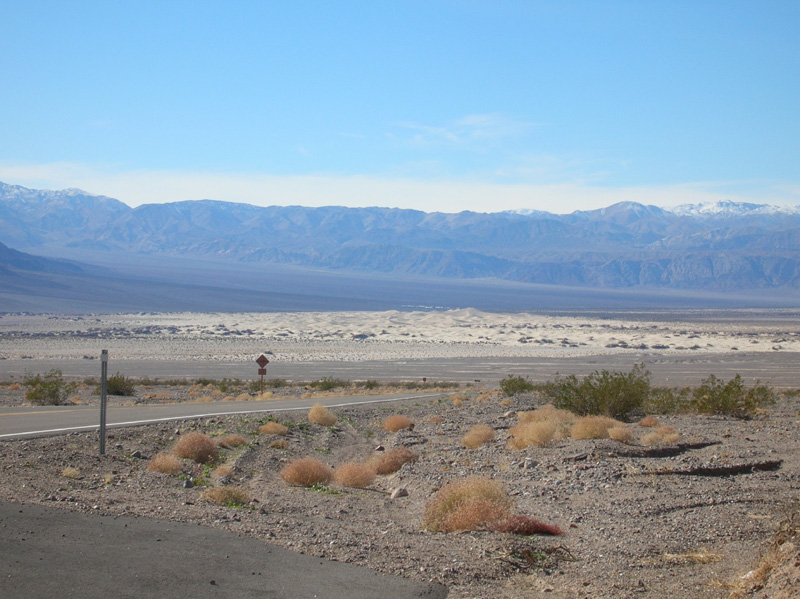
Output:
259 421 289 436
147 452 182 475
509 404 577 449
428 416 444 424
7 383 22 391
216 434 248 449
570 416 625 440
236 393 251 401
61 467 80 479
334 462 376 488
172 432 219 464
213 465 234 478
639 415 660 427
308 403 337 426
383 414 414 432
269 438 288 449
641 426 681 446
498 398 513 407
509 420 556 449
201 486 251 506
608 426 634 444
368 446 419 475
280 458 333 487
489 515 564 536
462 424 495 449
423 477 513 533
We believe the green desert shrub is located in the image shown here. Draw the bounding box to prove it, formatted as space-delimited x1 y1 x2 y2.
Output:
24 370 78 406
544 364 651 420
690 374 775 419
309 377 348 391
105 373 136 396
499 375 536 397
423 477 513 533
172 432 219 464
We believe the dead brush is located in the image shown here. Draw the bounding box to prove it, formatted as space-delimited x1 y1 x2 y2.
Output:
423 476 513 533
508 420 556 449
259 421 289 436
638 415 660 427
518 405 575 436
308 403 337 426
367 446 419 475
382 414 414 432
462 424 495 449
334 462 376 488
642 425 681 446
570 415 625 440
216 434 248 449
490 515 564 536
608 426 634 444
280 458 333 487
172 431 219 464
201 486 251 507
147 452 182 475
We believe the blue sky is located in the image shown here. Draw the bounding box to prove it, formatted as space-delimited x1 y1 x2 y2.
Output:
1 1 798 213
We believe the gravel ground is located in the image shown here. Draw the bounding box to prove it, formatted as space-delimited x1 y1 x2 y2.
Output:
1 384 798 599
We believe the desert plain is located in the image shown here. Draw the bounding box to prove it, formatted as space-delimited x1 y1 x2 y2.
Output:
0 308 799 599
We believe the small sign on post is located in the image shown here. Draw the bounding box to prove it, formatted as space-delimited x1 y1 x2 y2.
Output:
256 354 270 396
99 349 108 456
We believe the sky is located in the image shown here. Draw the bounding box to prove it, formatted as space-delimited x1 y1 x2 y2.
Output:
1 1 798 214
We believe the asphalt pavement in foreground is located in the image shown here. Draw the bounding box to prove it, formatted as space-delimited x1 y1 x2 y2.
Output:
0 502 448 599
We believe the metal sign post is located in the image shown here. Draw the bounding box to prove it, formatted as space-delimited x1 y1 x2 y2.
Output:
256 354 269 395
99 349 108 456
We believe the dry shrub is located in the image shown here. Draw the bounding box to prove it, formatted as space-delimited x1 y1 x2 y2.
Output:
452 397 463 407
259 421 289 436
201 486 251 506
462 424 495 449
490 515 564 536
270 438 288 449
308 403 337 426
608 426 634 444
172 432 219 464
423 477 513 533
509 420 556 449
216 434 248 449
334 462 376 488
213 465 234 478
518 405 575 437
639 415 660 427
8 383 22 391
61 467 80 479
147 452 182 475
428 416 444 424
222 395 237 401
193 395 215 403
383 414 414 432
281 458 333 487
255 392 273 400
368 446 419 475
642 426 681 446
498 398 513 407
570 416 624 440
236 393 251 401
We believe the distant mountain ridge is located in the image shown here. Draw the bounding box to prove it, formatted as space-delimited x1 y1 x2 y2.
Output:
1 181 799 292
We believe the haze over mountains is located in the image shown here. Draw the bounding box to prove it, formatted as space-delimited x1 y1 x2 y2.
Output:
1 181 798 313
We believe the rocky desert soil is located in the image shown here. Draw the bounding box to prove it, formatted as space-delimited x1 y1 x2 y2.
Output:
1 382 799 599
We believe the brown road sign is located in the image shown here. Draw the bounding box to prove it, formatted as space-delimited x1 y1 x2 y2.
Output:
258 368 267 375
256 355 270 368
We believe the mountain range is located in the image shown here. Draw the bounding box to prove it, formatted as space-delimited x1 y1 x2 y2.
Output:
1 181 799 312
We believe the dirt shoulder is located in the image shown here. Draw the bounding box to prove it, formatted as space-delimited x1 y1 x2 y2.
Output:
1 389 798 599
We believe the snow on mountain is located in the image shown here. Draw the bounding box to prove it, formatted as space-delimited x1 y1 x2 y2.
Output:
670 200 800 217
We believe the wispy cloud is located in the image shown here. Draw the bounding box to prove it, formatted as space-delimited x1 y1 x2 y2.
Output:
395 113 537 147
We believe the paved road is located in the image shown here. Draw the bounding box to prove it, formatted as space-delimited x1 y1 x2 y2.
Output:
0 392 448 440
1 502 448 599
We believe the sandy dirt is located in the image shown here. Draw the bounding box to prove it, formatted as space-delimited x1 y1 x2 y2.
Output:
1 310 799 598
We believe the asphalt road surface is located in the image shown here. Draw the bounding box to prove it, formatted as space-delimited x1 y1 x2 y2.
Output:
0 392 449 440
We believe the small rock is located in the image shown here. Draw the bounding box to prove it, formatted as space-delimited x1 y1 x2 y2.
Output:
130 450 142 459
390 487 409 499
183 479 194 489
374 445 385 452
